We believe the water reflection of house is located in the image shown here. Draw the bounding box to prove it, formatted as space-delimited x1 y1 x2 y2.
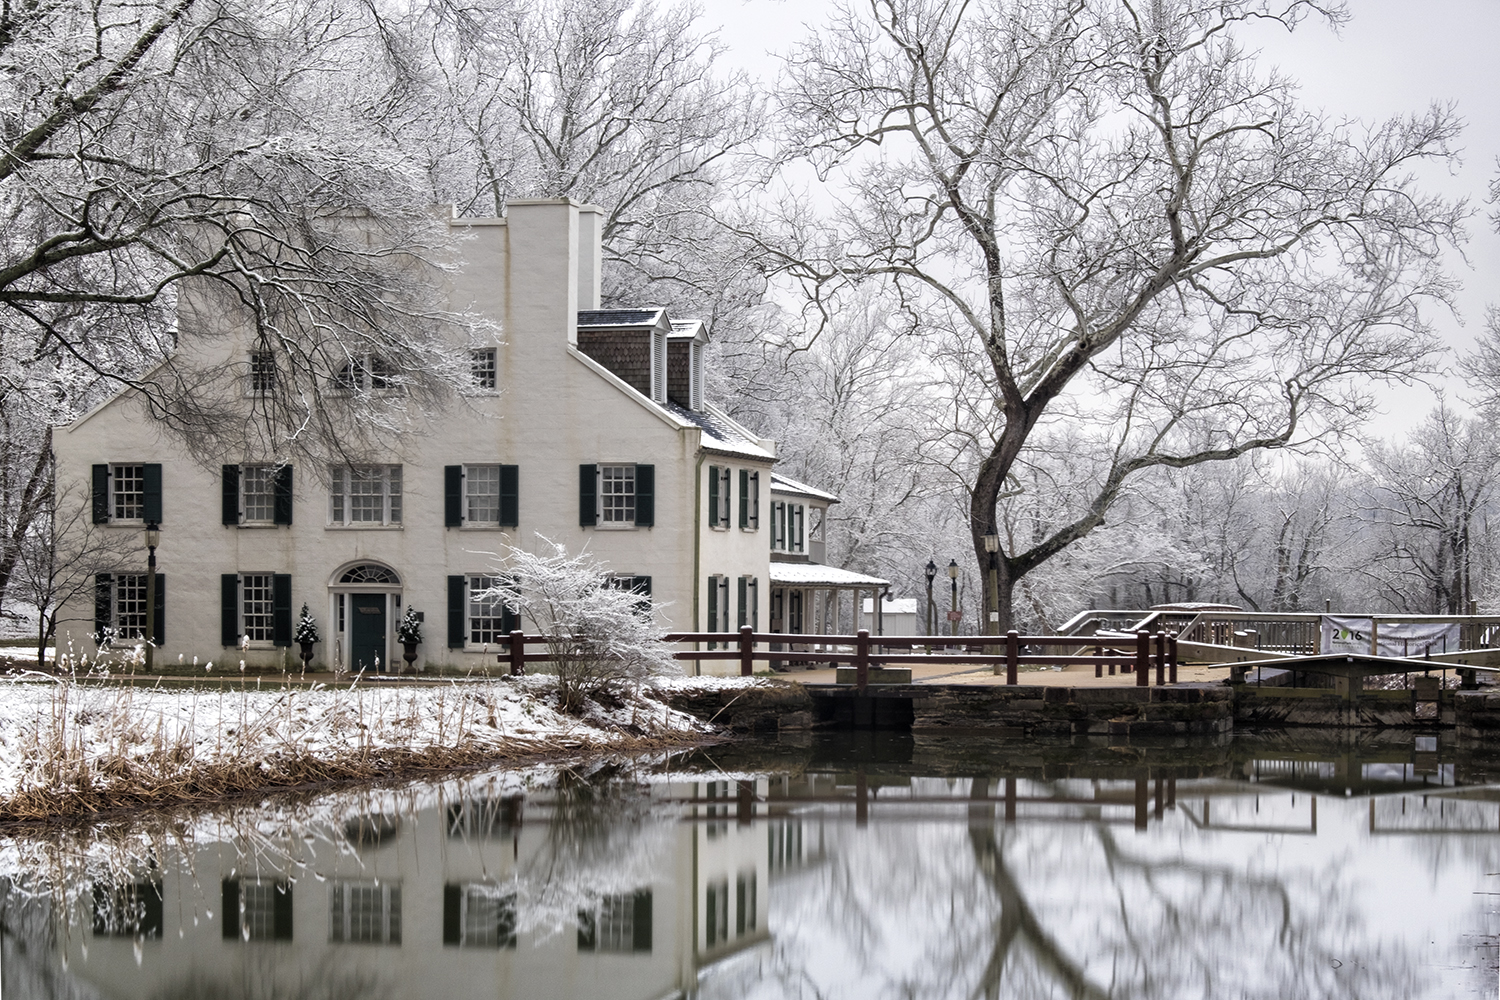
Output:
60 782 773 1000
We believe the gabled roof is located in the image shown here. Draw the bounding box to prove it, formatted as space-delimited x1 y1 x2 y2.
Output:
577 308 668 329
668 319 709 344
770 472 840 504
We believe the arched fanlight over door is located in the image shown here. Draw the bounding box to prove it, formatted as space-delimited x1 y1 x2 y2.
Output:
338 564 400 585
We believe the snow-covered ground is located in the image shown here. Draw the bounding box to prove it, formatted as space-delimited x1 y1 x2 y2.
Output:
0 673 759 817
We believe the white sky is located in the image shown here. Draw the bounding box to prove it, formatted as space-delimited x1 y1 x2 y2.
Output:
697 0 1500 441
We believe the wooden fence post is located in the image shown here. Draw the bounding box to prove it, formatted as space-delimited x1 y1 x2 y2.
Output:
1095 643 1103 678
509 630 525 676
1135 631 1149 687
739 625 754 678
1168 631 1179 684
1006 630 1019 686
1155 632 1166 686
856 629 870 692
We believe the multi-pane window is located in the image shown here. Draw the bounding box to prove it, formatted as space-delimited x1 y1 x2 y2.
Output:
241 466 275 522
458 886 517 948
468 575 512 645
114 573 149 640
332 355 397 393
738 576 758 629
466 465 500 523
770 502 806 553
330 465 402 525
112 464 145 520
577 892 652 953
242 881 278 940
329 881 401 944
249 350 276 395
706 575 730 648
709 466 731 527
93 882 163 939
241 574 274 642
470 349 497 390
600 465 635 524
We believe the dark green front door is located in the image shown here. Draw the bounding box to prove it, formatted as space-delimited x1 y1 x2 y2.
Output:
351 593 387 672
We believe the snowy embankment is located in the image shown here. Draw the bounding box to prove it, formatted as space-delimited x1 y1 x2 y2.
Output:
0 673 746 822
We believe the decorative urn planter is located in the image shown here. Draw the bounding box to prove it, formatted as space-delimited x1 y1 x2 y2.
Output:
402 641 419 673
299 640 315 672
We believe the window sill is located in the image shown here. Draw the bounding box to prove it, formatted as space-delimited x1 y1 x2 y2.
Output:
235 522 283 529
595 522 638 531
456 523 515 531
326 524 404 530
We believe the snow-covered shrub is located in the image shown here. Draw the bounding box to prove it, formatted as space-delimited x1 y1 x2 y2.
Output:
489 539 676 713
396 606 423 645
293 604 320 644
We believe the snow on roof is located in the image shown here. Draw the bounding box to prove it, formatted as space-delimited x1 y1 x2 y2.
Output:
770 563 889 587
770 472 840 503
668 319 709 342
670 402 775 461
577 308 666 328
863 597 918 615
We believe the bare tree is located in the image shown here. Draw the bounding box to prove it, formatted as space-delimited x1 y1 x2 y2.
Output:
768 0 1466 627
0 0 495 614
1362 403 1500 614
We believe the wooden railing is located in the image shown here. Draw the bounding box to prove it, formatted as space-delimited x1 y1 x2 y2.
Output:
488 628 1180 693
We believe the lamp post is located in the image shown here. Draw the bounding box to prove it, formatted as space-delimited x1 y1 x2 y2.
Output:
925 560 937 653
143 521 160 673
983 532 1000 651
947 559 959 638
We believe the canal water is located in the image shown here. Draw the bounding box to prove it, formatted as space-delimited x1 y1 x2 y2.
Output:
3 730 1498 998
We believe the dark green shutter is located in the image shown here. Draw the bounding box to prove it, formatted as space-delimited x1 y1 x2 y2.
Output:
95 573 112 642
222 465 240 525
499 465 519 527
222 880 240 940
707 577 718 635
737 577 748 628
273 882 293 940
579 465 597 526
632 891 652 952
143 463 162 524
273 465 293 525
92 465 110 523
272 574 292 646
634 464 654 527
153 574 165 646
739 470 749 528
443 885 462 945
708 465 720 527
633 576 652 597
444 466 463 527
221 574 239 647
448 576 465 648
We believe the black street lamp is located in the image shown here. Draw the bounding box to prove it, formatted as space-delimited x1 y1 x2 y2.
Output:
947 558 959 637
143 521 160 673
982 532 1000 638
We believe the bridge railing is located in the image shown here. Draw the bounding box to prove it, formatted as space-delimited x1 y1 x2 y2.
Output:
662 627 1179 693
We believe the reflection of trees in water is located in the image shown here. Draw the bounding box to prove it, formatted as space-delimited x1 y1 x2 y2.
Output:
150 956 388 1000
510 765 673 937
704 779 1421 1000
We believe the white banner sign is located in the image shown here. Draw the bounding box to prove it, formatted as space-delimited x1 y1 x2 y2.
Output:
1319 616 1459 658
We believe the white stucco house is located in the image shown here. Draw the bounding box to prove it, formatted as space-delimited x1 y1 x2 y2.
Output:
53 199 894 674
